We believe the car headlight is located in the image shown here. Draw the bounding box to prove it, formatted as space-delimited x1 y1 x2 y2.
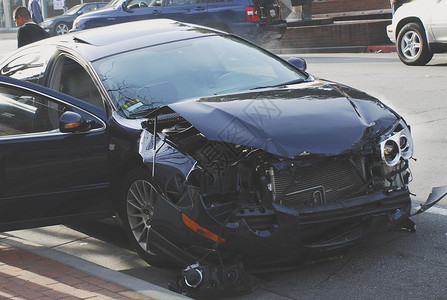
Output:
73 17 81 29
380 120 413 166
42 20 52 28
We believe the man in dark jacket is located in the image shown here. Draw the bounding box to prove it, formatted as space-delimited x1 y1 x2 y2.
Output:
13 6 50 48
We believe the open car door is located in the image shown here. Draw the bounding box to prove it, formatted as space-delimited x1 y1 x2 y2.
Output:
0 76 113 231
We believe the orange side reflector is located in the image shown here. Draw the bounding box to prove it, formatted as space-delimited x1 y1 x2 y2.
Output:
182 213 226 243
64 122 80 129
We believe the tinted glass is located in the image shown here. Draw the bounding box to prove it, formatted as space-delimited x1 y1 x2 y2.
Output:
65 4 82 15
0 86 66 138
81 4 98 13
165 0 206 6
93 35 307 118
127 0 155 8
0 47 54 84
54 57 103 109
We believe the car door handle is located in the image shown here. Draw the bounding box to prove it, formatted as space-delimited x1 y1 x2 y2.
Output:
195 6 206 11
152 10 161 15
107 17 116 21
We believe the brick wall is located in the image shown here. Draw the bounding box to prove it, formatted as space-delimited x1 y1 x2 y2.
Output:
264 0 393 52
265 20 392 50
312 0 391 14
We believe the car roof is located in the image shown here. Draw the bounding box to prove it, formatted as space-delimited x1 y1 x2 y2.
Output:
44 19 225 62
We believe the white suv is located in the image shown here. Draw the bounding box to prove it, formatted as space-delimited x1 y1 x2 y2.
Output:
387 0 447 65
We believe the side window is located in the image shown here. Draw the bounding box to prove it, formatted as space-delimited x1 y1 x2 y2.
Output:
0 47 54 84
50 57 103 109
127 0 153 8
81 4 98 14
0 86 66 138
165 0 205 6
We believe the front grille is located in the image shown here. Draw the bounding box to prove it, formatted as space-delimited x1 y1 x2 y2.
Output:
271 157 366 208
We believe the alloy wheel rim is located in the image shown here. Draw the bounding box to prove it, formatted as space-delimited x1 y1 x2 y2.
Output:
401 30 421 60
126 179 157 255
56 24 68 35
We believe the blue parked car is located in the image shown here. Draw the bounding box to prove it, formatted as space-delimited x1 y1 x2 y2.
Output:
71 0 286 43
42 2 108 36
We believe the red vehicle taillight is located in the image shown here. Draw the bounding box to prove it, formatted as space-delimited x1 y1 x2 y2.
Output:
246 6 261 22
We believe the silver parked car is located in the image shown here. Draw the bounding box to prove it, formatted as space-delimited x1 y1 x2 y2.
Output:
386 0 447 65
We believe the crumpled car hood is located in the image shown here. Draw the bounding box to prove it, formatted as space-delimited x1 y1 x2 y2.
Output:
168 80 400 158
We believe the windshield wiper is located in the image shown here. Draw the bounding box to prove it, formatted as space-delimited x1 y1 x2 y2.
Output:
250 78 304 90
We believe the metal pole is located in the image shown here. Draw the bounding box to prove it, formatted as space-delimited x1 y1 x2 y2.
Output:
41 0 47 19
152 117 157 178
3 0 12 29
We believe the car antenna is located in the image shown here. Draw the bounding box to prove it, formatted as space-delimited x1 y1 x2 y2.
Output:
152 116 157 178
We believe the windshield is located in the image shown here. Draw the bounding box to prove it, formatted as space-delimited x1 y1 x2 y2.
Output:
64 4 81 15
93 35 307 118
106 0 123 7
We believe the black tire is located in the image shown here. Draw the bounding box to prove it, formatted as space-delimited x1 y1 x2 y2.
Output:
119 168 172 267
54 22 69 35
397 22 433 66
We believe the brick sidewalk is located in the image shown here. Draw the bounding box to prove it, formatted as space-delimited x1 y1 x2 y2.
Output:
0 241 152 299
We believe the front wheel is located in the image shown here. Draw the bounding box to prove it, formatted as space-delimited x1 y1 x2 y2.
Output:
119 168 172 267
397 22 433 66
55 22 69 35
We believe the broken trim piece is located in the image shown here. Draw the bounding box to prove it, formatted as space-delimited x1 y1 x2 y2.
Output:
411 186 447 216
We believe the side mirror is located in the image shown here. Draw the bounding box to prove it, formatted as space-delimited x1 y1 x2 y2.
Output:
77 11 83 15
59 111 91 133
288 57 307 72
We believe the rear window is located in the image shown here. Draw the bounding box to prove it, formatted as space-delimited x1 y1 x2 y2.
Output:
0 46 54 84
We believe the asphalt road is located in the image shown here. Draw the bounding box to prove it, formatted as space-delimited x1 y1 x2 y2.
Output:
1 35 447 299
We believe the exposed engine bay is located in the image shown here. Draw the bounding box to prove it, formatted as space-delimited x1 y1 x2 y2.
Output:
134 84 447 299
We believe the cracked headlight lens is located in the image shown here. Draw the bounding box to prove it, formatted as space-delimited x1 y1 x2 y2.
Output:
380 120 413 166
383 140 399 165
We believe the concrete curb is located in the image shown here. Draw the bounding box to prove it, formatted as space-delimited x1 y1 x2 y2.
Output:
366 45 396 53
1 233 188 300
0 32 17 41
0 29 18 35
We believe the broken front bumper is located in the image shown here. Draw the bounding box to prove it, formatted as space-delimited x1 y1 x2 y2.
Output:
147 188 421 269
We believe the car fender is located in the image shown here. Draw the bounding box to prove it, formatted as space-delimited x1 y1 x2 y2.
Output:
389 1 436 45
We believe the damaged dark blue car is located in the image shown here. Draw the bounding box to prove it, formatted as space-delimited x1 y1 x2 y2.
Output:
0 19 445 299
